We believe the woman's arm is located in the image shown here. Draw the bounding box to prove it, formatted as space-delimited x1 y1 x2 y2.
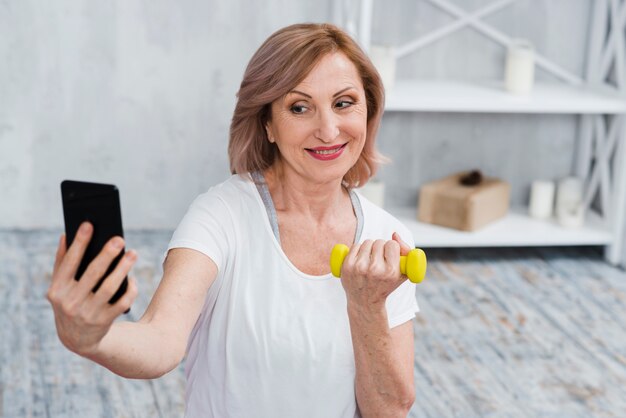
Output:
85 248 217 378
348 306 415 417
340 235 416 417
47 224 217 379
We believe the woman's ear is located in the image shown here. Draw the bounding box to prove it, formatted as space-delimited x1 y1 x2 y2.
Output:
265 123 275 143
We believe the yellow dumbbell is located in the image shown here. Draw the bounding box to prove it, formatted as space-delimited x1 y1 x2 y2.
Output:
329 243 427 284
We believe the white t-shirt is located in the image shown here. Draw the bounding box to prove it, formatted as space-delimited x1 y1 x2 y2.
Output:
167 174 419 418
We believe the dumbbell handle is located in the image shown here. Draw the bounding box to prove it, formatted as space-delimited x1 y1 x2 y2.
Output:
330 244 427 284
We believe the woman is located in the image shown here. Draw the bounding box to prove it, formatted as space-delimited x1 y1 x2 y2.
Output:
48 23 418 417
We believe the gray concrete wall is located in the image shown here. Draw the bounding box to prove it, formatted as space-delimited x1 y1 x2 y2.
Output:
0 0 597 230
0 0 331 229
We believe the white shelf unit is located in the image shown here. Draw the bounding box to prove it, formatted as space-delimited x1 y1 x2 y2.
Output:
382 78 625 253
385 80 626 114
390 207 613 248
337 0 626 265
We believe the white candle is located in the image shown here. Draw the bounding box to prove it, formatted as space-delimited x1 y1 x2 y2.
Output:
529 180 555 219
505 39 535 94
556 177 583 211
556 177 585 228
369 45 396 90
358 180 385 207
557 203 585 228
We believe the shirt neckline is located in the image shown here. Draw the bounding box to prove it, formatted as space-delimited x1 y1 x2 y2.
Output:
249 171 364 280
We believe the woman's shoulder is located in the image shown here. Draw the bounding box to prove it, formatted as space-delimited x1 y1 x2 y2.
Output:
354 189 415 245
194 173 256 203
353 188 395 221
177 173 260 234
181 174 259 222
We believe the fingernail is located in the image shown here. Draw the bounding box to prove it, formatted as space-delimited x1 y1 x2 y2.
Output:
80 223 92 234
112 237 124 249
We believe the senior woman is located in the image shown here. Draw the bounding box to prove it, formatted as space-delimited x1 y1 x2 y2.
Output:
47 23 419 417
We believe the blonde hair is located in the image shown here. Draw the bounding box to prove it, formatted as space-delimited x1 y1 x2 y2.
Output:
228 23 387 188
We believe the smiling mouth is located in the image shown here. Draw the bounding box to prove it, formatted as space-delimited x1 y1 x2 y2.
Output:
306 143 347 155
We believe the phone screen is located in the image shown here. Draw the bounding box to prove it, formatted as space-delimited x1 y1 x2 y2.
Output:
61 180 128 305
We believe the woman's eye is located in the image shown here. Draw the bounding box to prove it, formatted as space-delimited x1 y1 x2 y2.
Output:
290 105 307 114
335 100 354 109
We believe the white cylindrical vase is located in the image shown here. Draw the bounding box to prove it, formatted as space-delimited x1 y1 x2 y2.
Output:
369 45 396 91
358 180 385 207
556 177 585 228
557 203 585 228
529 180 555 219
505 39 535 95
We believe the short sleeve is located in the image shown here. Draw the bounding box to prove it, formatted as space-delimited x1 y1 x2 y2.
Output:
385 224 419 328
165 189 235 272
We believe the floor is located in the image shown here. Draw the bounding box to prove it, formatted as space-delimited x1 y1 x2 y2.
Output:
1 230 625 418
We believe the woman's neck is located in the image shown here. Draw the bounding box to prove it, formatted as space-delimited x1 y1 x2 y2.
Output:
263 163 350 222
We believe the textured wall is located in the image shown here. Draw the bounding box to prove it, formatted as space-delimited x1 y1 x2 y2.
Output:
0 0 593 229
0 0 331 229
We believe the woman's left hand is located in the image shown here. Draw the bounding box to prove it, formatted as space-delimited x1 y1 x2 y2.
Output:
339 232 412 309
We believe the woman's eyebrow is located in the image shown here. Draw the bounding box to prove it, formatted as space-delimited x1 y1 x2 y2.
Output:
332 87 354 98
287 86 356 100
288 90 312 99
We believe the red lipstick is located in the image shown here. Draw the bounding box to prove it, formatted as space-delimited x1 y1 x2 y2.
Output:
305 143 347 161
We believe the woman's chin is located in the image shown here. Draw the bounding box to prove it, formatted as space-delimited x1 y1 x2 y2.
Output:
305 166 351 186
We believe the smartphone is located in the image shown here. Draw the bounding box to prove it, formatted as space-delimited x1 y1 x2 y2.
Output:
61 180 128 305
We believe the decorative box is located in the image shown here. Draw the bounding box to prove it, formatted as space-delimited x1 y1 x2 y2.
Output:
417 171 510 231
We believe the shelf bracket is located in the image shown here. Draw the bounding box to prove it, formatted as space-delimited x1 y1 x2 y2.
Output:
582 115 620 219
394 0 516 58
423 0 583 85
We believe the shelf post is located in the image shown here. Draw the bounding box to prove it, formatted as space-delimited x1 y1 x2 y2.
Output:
358 0 373 53
607 115 626 264
606 0 626 265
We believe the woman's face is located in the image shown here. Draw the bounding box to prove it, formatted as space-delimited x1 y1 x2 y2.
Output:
266 52 367 186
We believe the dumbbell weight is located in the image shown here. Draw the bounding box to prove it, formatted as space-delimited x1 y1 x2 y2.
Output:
330 243 427 284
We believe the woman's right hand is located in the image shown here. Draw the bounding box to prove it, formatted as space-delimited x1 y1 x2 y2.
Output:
47 222 139 358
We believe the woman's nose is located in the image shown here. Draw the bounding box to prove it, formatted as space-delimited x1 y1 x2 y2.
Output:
314 109 340 143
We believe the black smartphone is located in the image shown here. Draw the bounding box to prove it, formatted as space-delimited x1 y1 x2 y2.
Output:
61 180 128 305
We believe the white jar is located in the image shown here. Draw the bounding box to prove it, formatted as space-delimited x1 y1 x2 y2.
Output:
369 45 396 91
555 177 585 228
358 180 385 207
505 39 535 95
528 180 555 219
